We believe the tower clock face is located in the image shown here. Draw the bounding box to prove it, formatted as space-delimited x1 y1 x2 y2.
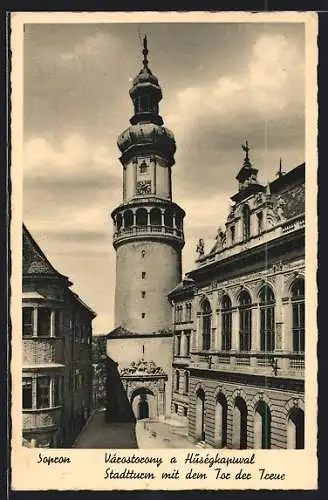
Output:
136 180 151 195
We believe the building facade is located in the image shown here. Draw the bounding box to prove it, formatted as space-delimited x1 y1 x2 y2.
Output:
169 152 305 450
92 335 107 410
22 224 96 448
106 37 184 420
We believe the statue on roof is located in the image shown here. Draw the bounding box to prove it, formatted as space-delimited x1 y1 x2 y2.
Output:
196 238 205 258
215 226 226 250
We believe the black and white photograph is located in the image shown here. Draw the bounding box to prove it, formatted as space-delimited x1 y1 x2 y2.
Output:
11 11 317 491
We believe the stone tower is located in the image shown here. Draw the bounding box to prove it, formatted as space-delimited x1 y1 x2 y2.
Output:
112 37 185 335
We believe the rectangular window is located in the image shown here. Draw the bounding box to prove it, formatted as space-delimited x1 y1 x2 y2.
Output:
36 376 51 409
260 306 275 352
139 162 148 174
175 335 181 356
174 404 178 414
257 212 263 234
222 311 232 351
239 309 252 351
202 315 211 351
175 370 180 391
231 226 235 244
22 378 33 409
54 376 63 406
141 291 146 298
54 310 60 336
142 272 146 279
292 302 305 352
23 308 33 336
186 334 191 356
37 308 51 337
186 303 192 322
141 313 145 319
183 407 188 417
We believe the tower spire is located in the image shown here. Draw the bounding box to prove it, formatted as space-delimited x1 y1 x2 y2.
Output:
276 157 285 178
142 35 149 68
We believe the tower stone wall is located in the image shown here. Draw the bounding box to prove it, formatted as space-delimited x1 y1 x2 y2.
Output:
115 239 182 334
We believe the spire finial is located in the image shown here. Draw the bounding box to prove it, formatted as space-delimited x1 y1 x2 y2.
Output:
142 35 149 68
241 140 250 160
241 140 252 168
276 157 285 178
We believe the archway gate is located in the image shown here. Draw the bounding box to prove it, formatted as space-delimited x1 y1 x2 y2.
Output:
119 359 167 419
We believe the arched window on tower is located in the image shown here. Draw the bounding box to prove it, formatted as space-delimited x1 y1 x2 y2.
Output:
201 299 212 351
259 286 275 352
124 210 133 229
239 290 252 351
221 295 232 351
136 208 148 226
242 205 251 240
116 213 123 232
164 209 173 229
291 279 305 353
175 213 183 230
150 208 161 227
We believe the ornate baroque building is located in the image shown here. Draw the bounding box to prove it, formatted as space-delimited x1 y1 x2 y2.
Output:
105 37 185 420
22 225 96 447
169 149 305 450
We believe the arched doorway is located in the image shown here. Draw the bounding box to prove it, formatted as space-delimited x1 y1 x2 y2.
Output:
195 389 205 442
233 396 248 449
131 387 155 420
215 393 228 448
138 394 149 419
254 401 271 449
287 408 304 449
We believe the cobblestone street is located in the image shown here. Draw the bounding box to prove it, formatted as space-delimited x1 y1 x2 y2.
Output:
73 411 138 449
73 411 195 449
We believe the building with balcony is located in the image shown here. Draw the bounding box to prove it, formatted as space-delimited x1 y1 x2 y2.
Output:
22 224 96 448
105 37 184 421
168 151 305 450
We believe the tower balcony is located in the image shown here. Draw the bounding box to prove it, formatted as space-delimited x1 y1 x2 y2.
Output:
112 202 185 249
113 223 184 249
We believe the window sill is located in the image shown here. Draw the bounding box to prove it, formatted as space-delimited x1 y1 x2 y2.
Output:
22 336 64 340
22 405 62 412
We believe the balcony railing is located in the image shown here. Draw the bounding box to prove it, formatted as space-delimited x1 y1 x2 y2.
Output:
197 214 305 268
191 351 304 378
113 225 184 242
23 406 62 431
23 338 64 366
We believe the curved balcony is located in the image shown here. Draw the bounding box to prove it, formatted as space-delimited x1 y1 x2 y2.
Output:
113 224 185 248
23 338 64 367
23 406 62 431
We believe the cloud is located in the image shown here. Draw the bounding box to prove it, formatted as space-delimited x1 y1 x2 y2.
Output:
23 133 122 261
58 31 121 66
165 33 304 131
24 133 120 182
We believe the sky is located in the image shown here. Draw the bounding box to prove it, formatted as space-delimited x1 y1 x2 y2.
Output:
23 21 305 334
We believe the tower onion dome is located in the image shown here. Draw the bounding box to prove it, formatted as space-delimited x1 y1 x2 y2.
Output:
117 36 176 166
